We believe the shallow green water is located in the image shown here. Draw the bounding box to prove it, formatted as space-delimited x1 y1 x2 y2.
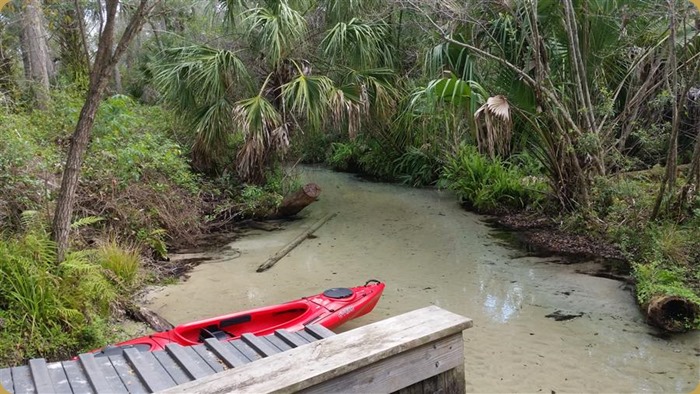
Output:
148 166 700 393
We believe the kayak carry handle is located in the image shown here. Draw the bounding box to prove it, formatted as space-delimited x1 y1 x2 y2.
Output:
365 279 381 286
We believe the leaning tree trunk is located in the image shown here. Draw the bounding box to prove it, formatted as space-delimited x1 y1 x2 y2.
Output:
20 0 51 110
52 0 157 262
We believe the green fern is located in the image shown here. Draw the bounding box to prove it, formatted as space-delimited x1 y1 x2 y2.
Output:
70 216 105 229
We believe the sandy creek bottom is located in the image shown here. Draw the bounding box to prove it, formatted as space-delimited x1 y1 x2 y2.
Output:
146 166 699 393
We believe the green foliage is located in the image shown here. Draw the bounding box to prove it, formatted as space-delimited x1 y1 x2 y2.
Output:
327 141 361 172
89 95 198 192
222 163 299 220
238 185 282 218
291 128 334 164
0 90 83 230
136 228 169 260
321 18 393 68
394 146 442 187
439 144 545 213
95 241 142 288
634 262 700 312
0 220 124 365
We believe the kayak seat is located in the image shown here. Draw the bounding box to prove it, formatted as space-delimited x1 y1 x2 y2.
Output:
199 325 232 342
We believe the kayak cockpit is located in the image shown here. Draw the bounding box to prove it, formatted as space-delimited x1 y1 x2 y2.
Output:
172 302 314 344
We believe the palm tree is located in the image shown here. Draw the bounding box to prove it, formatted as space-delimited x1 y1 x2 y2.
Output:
154 0 401 183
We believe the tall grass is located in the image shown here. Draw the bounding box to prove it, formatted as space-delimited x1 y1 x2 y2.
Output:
96 240 142 288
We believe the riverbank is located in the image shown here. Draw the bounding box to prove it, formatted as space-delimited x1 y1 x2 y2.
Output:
145 167 700 393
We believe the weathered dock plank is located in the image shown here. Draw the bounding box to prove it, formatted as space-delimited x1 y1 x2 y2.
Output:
123 348 176 392
152 350 191 385
28 359 53 394
241 333 279 357
304 324 336 340
10 366 35 394
190 345 225 373
260 335 290 352
1 367 13 392
273 329 308 348
78 353 127 393
108 354 148 393
294 330 317 343
45 363 71 394
202 339 248 368
228 340 262 362
161 306 472 394
78 353 112 393
303 334 463 393
163 344 212 380
60 360 92 394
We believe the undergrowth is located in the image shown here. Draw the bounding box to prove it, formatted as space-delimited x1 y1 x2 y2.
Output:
0 213 142 366
439 144 546 213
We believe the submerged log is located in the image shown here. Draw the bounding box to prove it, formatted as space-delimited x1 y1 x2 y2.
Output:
645 295 699 332
274 183 321 218
256 212 337 273
125 303 174 332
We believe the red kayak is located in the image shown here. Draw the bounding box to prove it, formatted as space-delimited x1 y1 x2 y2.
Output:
94 280 384 356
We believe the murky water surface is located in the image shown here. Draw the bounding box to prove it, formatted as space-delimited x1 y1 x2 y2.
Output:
148 167 699 393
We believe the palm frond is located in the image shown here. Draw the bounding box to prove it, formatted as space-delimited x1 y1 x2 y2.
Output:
232 94 287 182
281 69 334 131
243 0 307 67
475 95 513 159
321 18 392 68
327 84 363 139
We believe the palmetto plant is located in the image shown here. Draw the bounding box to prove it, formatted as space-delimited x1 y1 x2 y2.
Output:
154 0 401 183
409 0 679 209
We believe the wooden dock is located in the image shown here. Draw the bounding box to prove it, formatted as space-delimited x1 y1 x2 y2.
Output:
1 306 472 393
0 324 335 393
164 305 472 393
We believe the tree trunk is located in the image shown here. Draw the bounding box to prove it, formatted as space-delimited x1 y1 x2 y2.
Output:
687 96 700 188
113 63 123 93
274 183 321 218
52 0 157 262
20 0 51 109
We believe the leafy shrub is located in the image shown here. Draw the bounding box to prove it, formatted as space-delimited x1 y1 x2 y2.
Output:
439 144 545 213
394 146 442 187
292 128 334 164
73 95 202 249
238 184 283 218
327 141 360 171
356 138 397 180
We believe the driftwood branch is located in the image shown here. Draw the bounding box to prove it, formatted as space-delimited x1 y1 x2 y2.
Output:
256 212 337 273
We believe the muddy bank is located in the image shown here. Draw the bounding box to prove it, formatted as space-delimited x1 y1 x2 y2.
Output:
146 167 699 393
490 213 627 262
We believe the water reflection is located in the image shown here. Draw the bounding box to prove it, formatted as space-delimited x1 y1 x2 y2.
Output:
480 280 524 323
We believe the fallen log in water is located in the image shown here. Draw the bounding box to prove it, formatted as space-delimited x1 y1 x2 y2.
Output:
644 295 699 332
273 183 321 218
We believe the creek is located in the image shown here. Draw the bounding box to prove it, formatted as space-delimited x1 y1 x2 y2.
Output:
147 166 699 393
